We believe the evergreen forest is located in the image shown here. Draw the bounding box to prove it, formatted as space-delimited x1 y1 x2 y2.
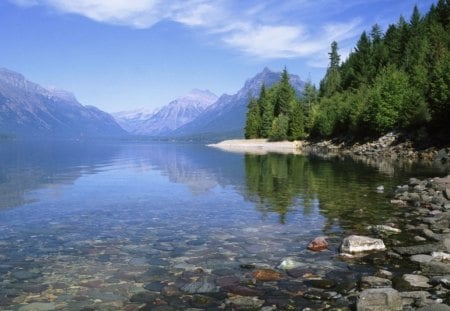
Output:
244 1 450 143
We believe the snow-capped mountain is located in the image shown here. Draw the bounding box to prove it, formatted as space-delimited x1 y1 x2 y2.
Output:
116 89 218 135
112 108 157 133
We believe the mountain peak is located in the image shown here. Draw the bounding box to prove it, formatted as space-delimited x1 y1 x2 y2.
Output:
0 67 125 138
47 88 78 103
179 89 218 104
0 68 25 81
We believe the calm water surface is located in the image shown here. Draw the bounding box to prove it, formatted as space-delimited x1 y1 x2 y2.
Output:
0 141 447 310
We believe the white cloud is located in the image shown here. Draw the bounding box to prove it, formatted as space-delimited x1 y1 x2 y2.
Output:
224 24 309 58
9 0 364 66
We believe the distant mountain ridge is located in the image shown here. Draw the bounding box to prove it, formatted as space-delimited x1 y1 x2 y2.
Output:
112 108 157 133
169 67 305 140
0 68 126 138
120 89 218 135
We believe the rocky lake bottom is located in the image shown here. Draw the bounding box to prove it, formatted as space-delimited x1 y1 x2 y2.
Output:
0 141 449 310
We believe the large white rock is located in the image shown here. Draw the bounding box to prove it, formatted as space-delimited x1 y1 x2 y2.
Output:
340 235 386 254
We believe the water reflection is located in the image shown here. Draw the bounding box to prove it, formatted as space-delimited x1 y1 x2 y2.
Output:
0 141 448 310
127 143 244 194
0 141 122 209
242 152 445 233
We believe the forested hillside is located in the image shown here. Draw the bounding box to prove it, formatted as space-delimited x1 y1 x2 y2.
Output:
245 1 450 143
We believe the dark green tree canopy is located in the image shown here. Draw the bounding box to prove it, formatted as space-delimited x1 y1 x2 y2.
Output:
246 1 450 143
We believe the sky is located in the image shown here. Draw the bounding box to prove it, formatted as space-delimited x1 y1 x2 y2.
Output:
0 0 437 113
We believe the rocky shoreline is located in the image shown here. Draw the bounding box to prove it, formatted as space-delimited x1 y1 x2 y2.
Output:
205 135 450 310
301 132 450 165
209 133 450 167
126 175 450 310
340 175 450 310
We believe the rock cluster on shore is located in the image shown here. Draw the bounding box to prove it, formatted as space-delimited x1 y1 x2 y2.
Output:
346 175 450 311
122 175 450 310
302 132 450 165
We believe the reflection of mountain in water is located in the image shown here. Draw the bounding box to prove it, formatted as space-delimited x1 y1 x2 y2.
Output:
126 143 245 195
2 141 443 234
0 141 122 209
0 142 245 210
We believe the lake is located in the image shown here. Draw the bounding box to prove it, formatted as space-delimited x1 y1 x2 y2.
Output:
0 141 447 310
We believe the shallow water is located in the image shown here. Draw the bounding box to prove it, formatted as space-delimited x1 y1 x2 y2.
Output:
0 141 447 310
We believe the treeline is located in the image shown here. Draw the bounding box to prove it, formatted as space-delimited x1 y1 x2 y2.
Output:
245 1 450 142
245 69 307 140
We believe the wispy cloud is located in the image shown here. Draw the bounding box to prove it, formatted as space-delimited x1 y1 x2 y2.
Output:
9 0 365 67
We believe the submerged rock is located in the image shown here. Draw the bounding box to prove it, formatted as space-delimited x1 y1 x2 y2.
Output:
369 225 401 235
252 269 283 282
277 257 302 270
225 295 264 310
417 304 450 311
360 276 392 289
307 236 329 251
356 288 402 311
181 280 218 294
340 235 386 254
18 303 56 311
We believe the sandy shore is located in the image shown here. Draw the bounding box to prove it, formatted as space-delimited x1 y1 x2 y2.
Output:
207 139 302 154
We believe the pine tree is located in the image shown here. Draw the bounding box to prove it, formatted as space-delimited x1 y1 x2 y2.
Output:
274 68 296 117
320 41 341 97
289 101 305 140
354 32 373 86
300 81 318 132
270 114 289 141
258 84 273 138
244 98 261 139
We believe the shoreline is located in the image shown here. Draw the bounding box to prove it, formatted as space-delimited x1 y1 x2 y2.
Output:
208 133 450 166
207 139 302 155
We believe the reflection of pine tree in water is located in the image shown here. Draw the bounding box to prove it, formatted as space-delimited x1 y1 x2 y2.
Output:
244 153 314 224
243 153 408 232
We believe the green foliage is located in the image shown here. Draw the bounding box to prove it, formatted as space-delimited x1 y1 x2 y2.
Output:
244 68 305 141
270 114 289 141
244 1 450 142
320 41 342 97
312 1 449 141
274 68 296 116
362 67 408 134
289 102 306 140
244 98 261 139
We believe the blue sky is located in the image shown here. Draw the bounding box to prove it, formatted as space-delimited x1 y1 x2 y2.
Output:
0 0 436 113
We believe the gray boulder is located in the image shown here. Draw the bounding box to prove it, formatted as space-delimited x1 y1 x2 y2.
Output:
357 288 402 311
340 235 386 254
417 304 450 311
402 274 431 288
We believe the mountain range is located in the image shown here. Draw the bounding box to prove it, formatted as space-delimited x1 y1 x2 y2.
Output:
0 68 125 139
116 67 305 140
0 67 305 141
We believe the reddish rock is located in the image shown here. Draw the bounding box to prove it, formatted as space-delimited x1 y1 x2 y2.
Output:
252 269 283 281
216 276 240 287
307 237 329 251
